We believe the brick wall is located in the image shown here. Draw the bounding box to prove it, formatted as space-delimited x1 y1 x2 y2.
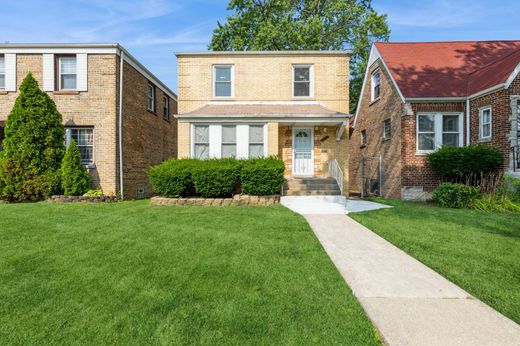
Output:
120 60 178 199
349 59 403 198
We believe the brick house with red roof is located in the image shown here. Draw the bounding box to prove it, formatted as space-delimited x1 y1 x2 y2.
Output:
349 41 520 200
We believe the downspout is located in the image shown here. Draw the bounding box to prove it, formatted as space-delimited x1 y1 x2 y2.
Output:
466 98 470 146
118 49 125 200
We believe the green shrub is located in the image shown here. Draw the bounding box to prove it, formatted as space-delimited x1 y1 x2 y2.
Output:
61 140 91 196
83 189 104 197
507 176 520 202
472 194 520 213
0 74 65 201
432 182 480 209
191 159 241 197
241 157 285 195
148 159 196 197
428 145 503 182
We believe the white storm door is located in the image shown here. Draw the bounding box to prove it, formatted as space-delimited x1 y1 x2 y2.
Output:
292 127 314 175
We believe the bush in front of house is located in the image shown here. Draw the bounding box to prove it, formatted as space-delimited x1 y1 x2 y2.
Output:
61 139 91 196
241 157 285 195
432 182 481 209
191 159 241 197
428 145 503 184
83 189 104 197
0 73 65 202
148 158 196 197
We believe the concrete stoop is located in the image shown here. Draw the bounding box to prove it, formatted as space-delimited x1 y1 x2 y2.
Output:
283 177 341 196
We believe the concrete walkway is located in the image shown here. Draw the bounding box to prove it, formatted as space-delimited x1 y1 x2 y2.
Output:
281 196 392 214
300 212 520 345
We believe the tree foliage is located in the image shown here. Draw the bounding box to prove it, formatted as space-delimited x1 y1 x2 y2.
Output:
209 0 390 111
61 139 91 196
0 73 65 201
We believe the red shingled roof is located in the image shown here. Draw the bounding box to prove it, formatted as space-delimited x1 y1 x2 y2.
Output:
374 41 520 98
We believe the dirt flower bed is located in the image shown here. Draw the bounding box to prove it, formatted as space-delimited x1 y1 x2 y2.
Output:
48 195 119 203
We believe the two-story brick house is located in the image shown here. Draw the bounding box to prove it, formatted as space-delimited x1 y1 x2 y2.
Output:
175 51 351 195
0 44 177 199
350 41 520 200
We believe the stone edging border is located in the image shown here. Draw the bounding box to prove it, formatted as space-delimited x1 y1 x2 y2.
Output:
151 195 280 206
48 195 119 203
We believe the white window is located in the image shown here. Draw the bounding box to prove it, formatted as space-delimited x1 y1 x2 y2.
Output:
58 56 77 90
371 69 381 101
293 65 313 97
0 55 5 89
147 84 155 112
66 128 94 164
163 96 169 120
214 65 233 98
194 125 209 159
249 125 265 158
383 119 391 140
361 130 367 146
479 107 492 140
221 125 237 158
417 113 463 153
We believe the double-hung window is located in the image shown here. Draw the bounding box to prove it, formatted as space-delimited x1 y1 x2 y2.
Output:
66 128 94 164
383 119 391 140
0 55 5 90
163 96 169 120
147 84 155 112
221 125 237 158
293 65 313 97
479 107 492 140
417 113 462 152
214 65 233 98
194 125 209 159
58 56 77 90
249 125 265 158
371 69 381 101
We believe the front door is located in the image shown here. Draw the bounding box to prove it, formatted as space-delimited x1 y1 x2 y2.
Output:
292 127 314 175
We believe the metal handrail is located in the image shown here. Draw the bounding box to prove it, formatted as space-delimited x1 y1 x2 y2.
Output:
327 159 343 195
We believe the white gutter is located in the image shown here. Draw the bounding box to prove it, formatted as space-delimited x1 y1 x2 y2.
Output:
466 99 470 145
118 50 124 200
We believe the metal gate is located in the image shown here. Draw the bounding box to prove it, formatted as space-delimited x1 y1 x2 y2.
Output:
360 155 382 198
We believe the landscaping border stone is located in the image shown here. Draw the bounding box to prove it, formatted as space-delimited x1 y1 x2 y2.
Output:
151 195 280 206
48 195 119 203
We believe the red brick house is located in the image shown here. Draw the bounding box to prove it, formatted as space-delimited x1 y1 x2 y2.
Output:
349 41 520 200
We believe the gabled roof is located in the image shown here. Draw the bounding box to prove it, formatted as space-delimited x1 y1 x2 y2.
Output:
374 40 520 98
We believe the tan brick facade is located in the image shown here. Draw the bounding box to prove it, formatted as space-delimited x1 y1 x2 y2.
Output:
0 49 177 199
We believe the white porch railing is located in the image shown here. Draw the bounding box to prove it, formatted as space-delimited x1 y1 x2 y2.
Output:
327 159 343 195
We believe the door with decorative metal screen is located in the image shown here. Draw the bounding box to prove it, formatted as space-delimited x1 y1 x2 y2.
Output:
292 128 313 175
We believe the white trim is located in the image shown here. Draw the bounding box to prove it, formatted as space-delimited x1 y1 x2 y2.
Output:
213 64 234 99
176 50 350 57
479 106 492 140
468 83 505 100
76 53 88 92
292 127 314 176
370 68 381 102
416 112 464 154
4 53 16 91
505 62 520 88
176 114 348 120
42 54 54 91
292 64 314 98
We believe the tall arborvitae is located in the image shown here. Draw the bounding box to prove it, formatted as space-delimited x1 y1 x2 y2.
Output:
61 139 91 196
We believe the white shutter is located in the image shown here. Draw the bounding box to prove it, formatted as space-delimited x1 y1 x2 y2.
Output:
209 125 222 158
236 125 249 159
4 54 16 92
42 54 55 91
76 54 88 91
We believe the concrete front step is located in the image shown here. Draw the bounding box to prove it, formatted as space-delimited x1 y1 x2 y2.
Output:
284 190 341 196
283 177 341 196
284 184 340 191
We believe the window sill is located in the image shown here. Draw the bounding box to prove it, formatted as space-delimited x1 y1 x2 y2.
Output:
479 137 492 143
86 163 96 169
54 90 80 95
415 152 432 156
0 91 8 95
369 97 381 106
148 109 157 116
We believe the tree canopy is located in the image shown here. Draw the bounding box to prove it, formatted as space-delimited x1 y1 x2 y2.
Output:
209 0 390 111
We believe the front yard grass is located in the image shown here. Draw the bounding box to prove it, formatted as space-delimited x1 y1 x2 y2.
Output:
0 201 380 345
350 199 520 324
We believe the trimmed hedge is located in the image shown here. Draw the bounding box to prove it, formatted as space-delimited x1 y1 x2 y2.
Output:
241 157 285 195
428 145 502 181
432 182 480 209
148 157 285 198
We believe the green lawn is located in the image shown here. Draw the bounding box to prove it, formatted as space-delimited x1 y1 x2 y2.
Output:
350 199 520 324
0 201 380 345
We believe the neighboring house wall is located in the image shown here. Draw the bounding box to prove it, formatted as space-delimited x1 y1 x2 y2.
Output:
349 59 403 199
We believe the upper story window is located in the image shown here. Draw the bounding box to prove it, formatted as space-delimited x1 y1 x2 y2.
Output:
221 125 237 158
147 84 155 112
163 96 169 121
214 65 233 98
0 55 5 90
293 65 313 97
479 107 492 140
66 127 94 164
417 113 462 153
383 119 391 140
371 69 381 101
58 56 77 90
361 130 367 147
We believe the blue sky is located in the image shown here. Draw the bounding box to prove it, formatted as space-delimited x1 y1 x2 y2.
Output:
2 0 520 92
